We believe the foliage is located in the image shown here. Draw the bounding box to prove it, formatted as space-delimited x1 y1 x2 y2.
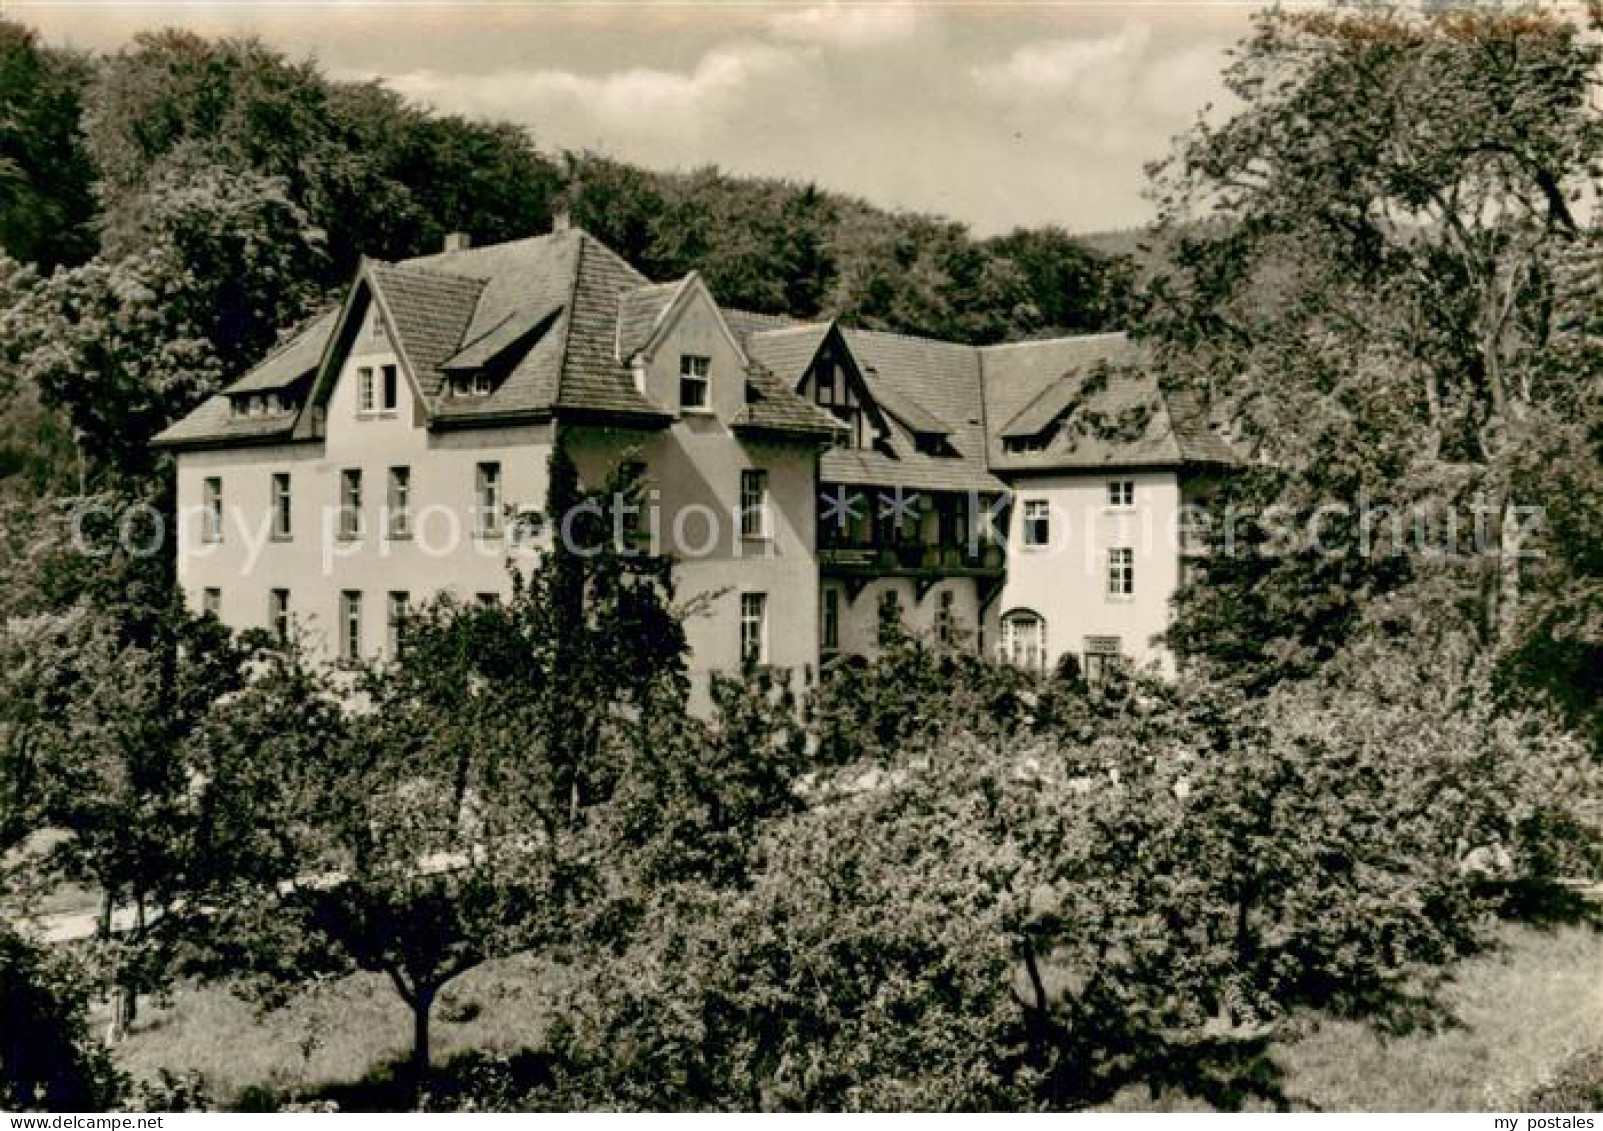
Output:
0 928 125 1110
1148 5 1603 696
0 23 96 268
196 445 690 1106
568 153 1136 344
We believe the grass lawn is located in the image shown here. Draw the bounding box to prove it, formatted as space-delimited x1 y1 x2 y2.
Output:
1101 922 1603 1112
111 954 567 1109
114 922 1602 1111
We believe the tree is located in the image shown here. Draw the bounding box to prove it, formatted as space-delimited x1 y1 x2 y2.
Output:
1148 5 1603 683
202 447 690 1106
0 163 325 483
0 21 97 269
0 926 124 1111
9 599 246 1038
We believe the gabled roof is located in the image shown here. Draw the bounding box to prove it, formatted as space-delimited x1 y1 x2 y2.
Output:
151 395 306 450
443 306 557 371
982 333 1238 472
616 278 692 362
154 227 1235 471
366 262 485 401
734 363 847 440
226 308 338 393
837 327 1000 491
746 324 832 386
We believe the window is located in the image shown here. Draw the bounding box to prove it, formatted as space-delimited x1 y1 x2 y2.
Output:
816 361 837 406
381 365 398 412
1084 635 1125 683
471 371 493 396
202 477 223 543
339 470 363 540
340 590 362 662
357 367 375 414
740 592 767 666
387 466 411 539
1001 610 1046 671
476 592 499 606
936 589 956 645
1108 479 1135 508
1022 499 1050 548
269 589 290 643
475 462 502 538
271 473 291 540
679 354 710 410
740 469 769 540
877 589 902 648
821 587 840 654
370 307 385 341
201 587 221 618
387 591 409 657
1108 547 1135 597
616 461 647 546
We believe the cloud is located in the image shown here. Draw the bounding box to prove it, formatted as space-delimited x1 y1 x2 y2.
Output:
767 2 926 50
383 40 809 147
968 25 1230 153
971 25 1153 106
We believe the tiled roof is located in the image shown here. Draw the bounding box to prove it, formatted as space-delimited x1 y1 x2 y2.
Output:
152 395 302 448
982 334 1238 472
745 324 831 385
870 382 951 437
227 309 338 393
153 229 1235 473
980 333 1135 464
443 306 557 371
821 449 1005 493
367 262 485 401
734 363 847 439
556 236 673 418
840 325 992 477
1163 387 1240 466
616 279 690 362
723 307 798 340
408 231 584 420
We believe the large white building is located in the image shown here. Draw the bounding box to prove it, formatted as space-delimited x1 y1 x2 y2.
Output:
155 224 1237 695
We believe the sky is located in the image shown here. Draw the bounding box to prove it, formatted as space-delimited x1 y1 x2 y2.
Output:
11 1 1261 236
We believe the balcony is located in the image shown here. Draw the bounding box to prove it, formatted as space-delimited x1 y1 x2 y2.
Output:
819 540 1004 578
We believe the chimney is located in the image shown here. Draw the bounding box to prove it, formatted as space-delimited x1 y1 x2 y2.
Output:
443 231 471 252
551 207 571 234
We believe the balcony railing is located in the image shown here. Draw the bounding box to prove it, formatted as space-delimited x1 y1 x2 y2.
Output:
819 541 1004 576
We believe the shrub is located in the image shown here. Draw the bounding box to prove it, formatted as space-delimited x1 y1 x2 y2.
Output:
0 927 124 1111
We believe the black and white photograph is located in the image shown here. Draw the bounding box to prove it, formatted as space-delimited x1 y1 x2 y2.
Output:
0 0 1599 1116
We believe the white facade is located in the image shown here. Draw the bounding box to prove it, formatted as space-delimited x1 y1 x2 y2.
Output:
176 314 554 661
994 470 1183 677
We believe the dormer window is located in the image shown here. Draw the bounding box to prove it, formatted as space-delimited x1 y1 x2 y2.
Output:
679 355 711 411
449 372 493 397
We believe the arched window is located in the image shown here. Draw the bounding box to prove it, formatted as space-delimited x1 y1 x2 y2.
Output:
1000 609 1046 672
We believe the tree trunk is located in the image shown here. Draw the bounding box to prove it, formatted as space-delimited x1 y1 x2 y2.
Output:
1496 497 1526 650
411 985 436 1110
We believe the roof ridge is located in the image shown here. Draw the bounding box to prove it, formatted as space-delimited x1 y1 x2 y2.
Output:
234 304 338 376
837 323 981 352
372 258 485 287
399 228 567 268
979 330 1129 352
550 229 588 410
